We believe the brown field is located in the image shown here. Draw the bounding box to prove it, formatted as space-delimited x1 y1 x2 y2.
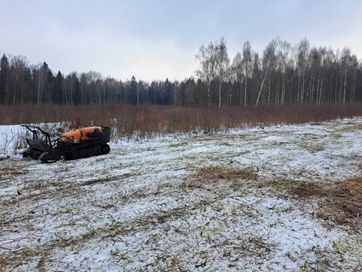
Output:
1 103 362 137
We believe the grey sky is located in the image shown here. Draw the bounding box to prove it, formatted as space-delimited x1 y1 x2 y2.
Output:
1 0 361 81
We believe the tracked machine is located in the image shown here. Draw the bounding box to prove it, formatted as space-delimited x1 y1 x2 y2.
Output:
22 125 111 163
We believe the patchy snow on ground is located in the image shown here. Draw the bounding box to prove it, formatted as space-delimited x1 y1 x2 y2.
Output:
0 117 362 271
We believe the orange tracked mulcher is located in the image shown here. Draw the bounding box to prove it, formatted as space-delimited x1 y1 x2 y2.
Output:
22 125 111 163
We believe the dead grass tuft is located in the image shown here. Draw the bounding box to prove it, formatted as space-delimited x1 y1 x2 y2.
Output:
317 179 362 230
265 178 362 231
264 179 321 197
291 181 324 197
184 166 258 190
196 166 258 181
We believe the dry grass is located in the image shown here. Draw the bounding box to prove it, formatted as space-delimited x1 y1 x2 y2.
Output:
0 198 219 270
317 179 362 231
0 103 361 138
265 179 322 197
0 165 29 178
184 165 258 190
265 178 362 231
196 166 258 181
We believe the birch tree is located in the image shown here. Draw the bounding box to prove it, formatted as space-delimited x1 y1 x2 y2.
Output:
256 40 277 106
231 52 243 105
196 42 217 107
296 39 310 103
242 41 253 107
276 40 292 105
214 38 230 108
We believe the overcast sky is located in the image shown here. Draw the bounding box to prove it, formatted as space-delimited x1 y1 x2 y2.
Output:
1 0 361 81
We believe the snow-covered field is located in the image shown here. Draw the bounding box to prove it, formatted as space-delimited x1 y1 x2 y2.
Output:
1 117 362 271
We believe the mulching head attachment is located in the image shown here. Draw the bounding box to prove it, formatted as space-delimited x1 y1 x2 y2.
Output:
22 125 111 163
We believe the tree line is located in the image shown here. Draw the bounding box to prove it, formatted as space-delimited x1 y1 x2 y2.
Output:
1 38 362 107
